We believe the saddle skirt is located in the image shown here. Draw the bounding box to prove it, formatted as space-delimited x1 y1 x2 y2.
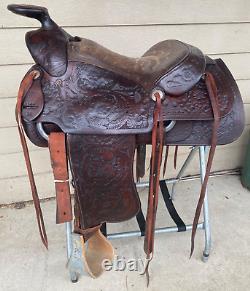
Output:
8 3 244 282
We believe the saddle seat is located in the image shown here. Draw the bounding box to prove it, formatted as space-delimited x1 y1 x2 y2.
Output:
68 38 206 95
8 3 206 96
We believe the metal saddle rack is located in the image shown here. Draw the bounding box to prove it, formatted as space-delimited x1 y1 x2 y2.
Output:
65 146 211 282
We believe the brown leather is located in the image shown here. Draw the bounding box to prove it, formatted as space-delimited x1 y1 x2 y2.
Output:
8 5 205 93
190 72 220 257
73 201 91 241
73 220 115 278
67 134 140 229
144 93 164 285
15 70 48 249
8 4 70 77
26 27 69 77
69 38 205 93
9 4 245 282
22 76 44 122
81 230 115 278
7 4 49 23
163 145 169 177
48 132 72 224
21 60 237 137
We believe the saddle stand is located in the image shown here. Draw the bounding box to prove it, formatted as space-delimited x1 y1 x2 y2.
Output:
7 4 244 285
65 145 211 283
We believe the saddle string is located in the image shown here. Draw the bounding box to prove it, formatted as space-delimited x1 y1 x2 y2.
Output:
16 71 48 249
163 145 169 177
143 92 164 285
190 72 219 257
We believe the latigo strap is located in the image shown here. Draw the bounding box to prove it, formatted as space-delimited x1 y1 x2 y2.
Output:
16 70 48 248
48 132 72 224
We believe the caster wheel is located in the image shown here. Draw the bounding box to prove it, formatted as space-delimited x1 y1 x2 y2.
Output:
70 273 79 283
202 252 209 263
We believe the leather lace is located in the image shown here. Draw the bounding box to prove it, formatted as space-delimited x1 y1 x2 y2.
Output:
163 145 169 177
190 72 219 257
16 71 48 249
143 92 164 285
144 72 219 283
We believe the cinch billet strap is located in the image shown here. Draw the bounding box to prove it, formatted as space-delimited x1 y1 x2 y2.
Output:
16 70 48 249
159 180 186 232
48 132 73 224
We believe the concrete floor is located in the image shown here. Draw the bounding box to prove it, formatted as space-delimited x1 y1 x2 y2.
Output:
0 175 250 291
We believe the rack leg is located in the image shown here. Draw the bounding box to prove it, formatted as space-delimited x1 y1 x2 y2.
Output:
171 146 198 199
65 222 79 282
64 146 212 282
199 146 211 262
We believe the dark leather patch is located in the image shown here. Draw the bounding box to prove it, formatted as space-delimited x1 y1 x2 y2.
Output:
8 4 69 77
38 62 151 134
136 121 193 145
7 4 48 21
33 59 235 134
26 27 68 77
161 59 235 121
22 77 44 122
157 44 206 96
67 134 140 229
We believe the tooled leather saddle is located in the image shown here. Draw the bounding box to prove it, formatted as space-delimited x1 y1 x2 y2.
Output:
8 4 244 280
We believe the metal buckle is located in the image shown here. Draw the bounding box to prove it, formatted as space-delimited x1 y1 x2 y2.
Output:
36 122 49 141
165 120 176 132
151 89 164 101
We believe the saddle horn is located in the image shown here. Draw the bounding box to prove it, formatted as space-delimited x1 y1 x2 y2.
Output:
7 4 55 29
7 4 70 77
